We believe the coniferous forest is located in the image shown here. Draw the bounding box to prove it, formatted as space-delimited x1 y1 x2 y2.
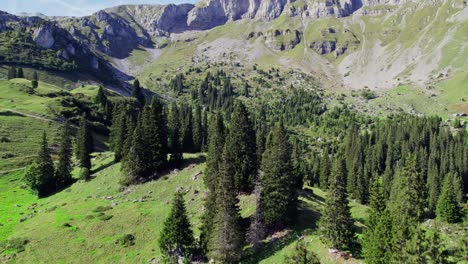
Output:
5 69 464 263
0 2 467 262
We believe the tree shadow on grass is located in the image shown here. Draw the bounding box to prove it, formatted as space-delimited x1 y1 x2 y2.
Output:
243 201 321 263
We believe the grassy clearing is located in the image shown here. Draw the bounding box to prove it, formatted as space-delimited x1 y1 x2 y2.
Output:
0 79 63 117
1 153 207 263
0 113 61 171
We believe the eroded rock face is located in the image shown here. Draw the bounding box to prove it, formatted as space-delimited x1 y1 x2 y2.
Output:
33 24 55 48
310 41 337 54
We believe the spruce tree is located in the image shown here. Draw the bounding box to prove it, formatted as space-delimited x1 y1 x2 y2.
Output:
95 85 107 106
159 192 195 261
226 101 257 192
143 97 168 174
24 132 55 197
209 145 244 264
259 122 298 229
362 175 392 264
192 105 203 152
200 114 225 254
17 67 24 78
75 114 94 177
55 122 73 190
181 106 194 152
7 66 16 80
436 173 462 223
131 79 145 105
122 118 146 185
168 103 183 166
319 148 330 190
389 155 424 262
284 237 321 264
31 71 38 89
318 159 355 250
109 106 127 162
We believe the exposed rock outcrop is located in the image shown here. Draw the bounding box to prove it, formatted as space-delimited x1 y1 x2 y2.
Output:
33 24 55 49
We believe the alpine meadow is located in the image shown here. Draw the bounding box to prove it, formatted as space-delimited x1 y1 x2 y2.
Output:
0 0 467 263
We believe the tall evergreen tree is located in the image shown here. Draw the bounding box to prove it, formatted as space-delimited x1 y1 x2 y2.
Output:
7 66 16 80
181 105 194 152
319 148 331 190
24 132 55 197
209 145 244 264
389 154 424 262
159 192 195 261
95 86 107 106
226 101 257 192
259 122 298 229
436 173 462 223
16 67 24 78
362 178 393 264
55 122 73 190
109 106 128 162
131 79 145 105
75 115 94 177
122 117 147 185
168 103 183 166
192 105 203 152
200 114 225 254
143 97 168 174
318 159 355 250
31 71 38 89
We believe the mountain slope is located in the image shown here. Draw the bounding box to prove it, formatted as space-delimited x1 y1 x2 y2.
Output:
0 0 466 116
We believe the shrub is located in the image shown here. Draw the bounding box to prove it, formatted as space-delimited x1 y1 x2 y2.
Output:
115 234 136 247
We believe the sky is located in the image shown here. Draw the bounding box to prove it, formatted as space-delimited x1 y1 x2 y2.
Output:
1 0 197 17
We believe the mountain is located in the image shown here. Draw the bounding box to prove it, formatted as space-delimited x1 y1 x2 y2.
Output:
0 0 466 115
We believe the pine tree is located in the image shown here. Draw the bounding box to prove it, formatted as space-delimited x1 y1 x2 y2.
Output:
159 192 195 261
284 237 321 264
226 101 257 192
181 106 194 152
75 115 94 177
55 122 73 190
259 122 298 229
95 86 107 106
122 118 147 185
143 97 168 174
131 79 145 105
319 148 330 190
201 110 208 151
389 154 424 262
200 114 225 254
318 159 355 250
31 71 38 89
17 67 24 78
24 132 55 197
168 103 183 166
109 106 128 162
7 66 16 80
209 145 244 264
362 176 390 264
436 173 462 223
192 105 203 152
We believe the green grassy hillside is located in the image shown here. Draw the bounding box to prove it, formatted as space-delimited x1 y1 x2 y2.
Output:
2 152 465 263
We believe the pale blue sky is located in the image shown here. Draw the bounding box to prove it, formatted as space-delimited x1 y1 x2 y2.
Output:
2 0 197 17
